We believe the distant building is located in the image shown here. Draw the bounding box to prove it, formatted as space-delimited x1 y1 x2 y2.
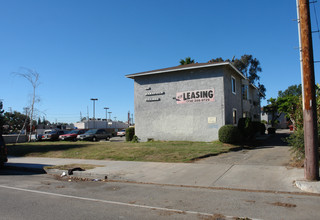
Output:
74 119 129 130
126 62 261 142
260 111 288 129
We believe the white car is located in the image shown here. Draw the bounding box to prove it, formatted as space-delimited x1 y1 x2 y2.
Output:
116 129 126 137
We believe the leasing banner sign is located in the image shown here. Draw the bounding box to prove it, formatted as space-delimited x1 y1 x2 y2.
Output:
176 89 214 104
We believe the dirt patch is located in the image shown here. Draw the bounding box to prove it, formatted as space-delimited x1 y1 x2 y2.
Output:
288 158 304 168
198 213 227 220
268 202 297 208
244 200 255 204
233 218 252 220
45 163 104 170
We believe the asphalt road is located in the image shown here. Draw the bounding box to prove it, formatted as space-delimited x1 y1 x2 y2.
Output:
0 168 320 220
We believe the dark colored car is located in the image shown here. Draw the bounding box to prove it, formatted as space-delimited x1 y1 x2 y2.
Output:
0 134 8 168
42 129 65 141
59 129 87 141
77 129 112 141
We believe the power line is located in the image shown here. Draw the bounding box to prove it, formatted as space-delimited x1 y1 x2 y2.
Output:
311 1 320 39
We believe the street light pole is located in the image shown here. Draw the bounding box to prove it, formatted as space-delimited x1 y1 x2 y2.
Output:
108 112 112 121
90 98 98 129
104 107 109 128
114 117 117 129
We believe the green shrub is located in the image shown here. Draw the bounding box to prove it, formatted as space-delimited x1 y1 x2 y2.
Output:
251 121 266 135
267 127 276 134
125 127 135 142
237 118 247 131
131 135 139 143
259 122 266 135
218 125 242 144
251 121 260 133
286 129 305 160
238 118 255 140
286 129 320 161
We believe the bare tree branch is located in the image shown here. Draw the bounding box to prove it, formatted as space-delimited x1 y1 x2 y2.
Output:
13 67 40 141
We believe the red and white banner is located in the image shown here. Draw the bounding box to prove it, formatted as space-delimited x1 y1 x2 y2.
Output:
176 89 215 104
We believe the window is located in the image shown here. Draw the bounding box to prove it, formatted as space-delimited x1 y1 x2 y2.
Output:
231 76 236 94
233 109 237 124
243 112 249 118
242 85 249 100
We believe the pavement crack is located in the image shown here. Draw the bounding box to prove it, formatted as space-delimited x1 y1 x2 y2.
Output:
211 164 234 185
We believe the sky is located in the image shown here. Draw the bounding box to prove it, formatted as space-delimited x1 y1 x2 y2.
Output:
1 0 320 124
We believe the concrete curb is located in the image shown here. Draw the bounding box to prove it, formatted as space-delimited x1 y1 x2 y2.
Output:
5 156 320 195
44 167 108 180
45 167 129 181
295 180 320 193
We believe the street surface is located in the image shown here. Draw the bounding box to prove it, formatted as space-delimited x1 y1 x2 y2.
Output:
0 168 319 220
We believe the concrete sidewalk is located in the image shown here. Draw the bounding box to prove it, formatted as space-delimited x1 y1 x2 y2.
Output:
5 156 320 194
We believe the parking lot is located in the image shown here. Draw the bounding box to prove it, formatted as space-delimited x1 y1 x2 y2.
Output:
109 136 125 142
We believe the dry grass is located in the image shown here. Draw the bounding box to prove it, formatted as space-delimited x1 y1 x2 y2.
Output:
7 140 239 163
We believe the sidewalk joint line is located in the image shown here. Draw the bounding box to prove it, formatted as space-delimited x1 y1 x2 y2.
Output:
211 164 234 185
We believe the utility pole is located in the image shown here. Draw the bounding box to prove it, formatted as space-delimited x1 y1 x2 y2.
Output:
298 0 319 181
90 98 98 129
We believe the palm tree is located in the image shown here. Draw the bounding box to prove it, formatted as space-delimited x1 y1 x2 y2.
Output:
179 57 195 65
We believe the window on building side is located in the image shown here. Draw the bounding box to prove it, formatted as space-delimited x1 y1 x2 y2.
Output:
231 76 236 94
233 109 237 124
243 112 249 118
242 85 248 100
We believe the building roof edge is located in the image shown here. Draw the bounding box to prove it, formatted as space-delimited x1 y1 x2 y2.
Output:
125 62 244 79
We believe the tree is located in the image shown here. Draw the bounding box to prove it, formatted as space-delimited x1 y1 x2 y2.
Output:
208 57 228 63
276 84 303 130
276 84 319 130
278 84 302 98
179 57 195 65
2 111 30 134
42 116 50 125
13 68 40 141
0 101 4 134
263 98 281 127
208 54 265 98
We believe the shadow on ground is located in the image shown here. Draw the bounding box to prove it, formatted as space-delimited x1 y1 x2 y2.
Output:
7 143 90 157
247 132 290 149
1 163 47 175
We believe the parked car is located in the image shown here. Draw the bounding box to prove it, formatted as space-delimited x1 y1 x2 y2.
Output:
117 129 126 137
0 134 8 168
30 133 43 142
41 129 53 138
42 129 65 141
59 129 87 141
77 129 112 141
